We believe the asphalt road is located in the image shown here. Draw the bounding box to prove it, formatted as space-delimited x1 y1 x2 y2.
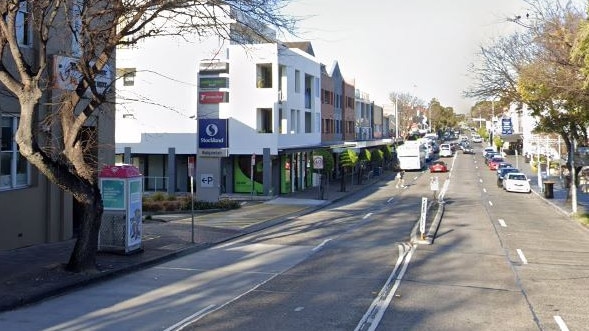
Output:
1 146 588 331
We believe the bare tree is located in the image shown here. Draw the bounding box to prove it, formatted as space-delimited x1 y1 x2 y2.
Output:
0 0 296 272
388 91 424 137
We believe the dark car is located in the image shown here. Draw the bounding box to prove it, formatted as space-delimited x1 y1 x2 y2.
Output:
497 167 520 187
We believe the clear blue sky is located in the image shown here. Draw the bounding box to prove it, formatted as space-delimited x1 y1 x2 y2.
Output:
283 0 532 113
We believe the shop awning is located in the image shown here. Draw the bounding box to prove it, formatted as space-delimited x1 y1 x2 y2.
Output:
500 134 523 143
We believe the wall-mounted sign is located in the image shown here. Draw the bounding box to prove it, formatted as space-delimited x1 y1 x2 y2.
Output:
198 118 229 149
502 118 513 135
199 77 228 89
199 91 228 104
198 61 229 73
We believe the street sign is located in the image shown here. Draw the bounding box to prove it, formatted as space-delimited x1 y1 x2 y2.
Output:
313 155 324 169
251 154 256 166
200 174 214 187
420 197 428 238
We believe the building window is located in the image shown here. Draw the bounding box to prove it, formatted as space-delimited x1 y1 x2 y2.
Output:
305 111 312 133
256 63 272 88
1 116 30 190
15 1 31 46
117 68 136 86
257 108 273 133
295 70 300 93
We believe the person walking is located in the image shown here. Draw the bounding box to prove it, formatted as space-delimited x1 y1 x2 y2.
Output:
396 170 406 188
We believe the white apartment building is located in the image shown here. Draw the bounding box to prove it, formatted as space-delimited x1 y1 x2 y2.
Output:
115 21 322 200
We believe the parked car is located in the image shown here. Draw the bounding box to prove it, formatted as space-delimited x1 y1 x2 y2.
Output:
502 172 531 193
497 167 520 187
488 157 505 170
429 160 448 173
484 152 500 165
495 162 513 173
439 144 453 157
472 136 483 143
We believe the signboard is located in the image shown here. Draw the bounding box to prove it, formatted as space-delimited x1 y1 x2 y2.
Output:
199 77 228 89
420 197 428 237
101 179 126 210
200 174 214 187
501 117 513 135
188 156 195 177
199 91 228 104
198 119 228 149
53 55 111 94
199 61 229 73
127 179 142 248
199 149 229 157
313 155 324 169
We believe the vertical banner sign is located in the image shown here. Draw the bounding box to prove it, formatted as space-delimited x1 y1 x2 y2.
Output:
420 197 428 239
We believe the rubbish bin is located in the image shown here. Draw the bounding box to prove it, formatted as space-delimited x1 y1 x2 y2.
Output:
543 181 554 199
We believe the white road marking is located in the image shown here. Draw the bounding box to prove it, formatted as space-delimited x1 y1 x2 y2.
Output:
354 244 416 331
164 305 216 331
479 178 483 183
498 219 507 227
488 201 493 206
483 188 487 193
312 239 332 251
387 197 394 203
363 212 373 219
517 249 528 264
554 316 570 331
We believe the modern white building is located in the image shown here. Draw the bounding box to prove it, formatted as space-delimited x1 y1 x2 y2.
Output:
115 18 322 200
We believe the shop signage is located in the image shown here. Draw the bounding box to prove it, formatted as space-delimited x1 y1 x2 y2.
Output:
199 77 228 89
198 118 228 149
199 91 227 104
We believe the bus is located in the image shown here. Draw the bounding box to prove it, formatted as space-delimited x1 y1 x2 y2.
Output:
396 140 427 170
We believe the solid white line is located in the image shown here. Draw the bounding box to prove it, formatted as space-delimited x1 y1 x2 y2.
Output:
312 239 332 251
498 219 507 227
554 316 570 331
363 212 373 220
164 305 216 331
387 197 394 203
488 201 493 206
354 244 416 331
517 249 528 264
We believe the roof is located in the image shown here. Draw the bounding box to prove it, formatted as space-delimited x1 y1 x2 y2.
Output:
283 41 315 56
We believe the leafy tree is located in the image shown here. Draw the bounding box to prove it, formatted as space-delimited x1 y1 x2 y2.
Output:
0 1 295 272
381 145 393 169
357 149 371 184
339 149 358 192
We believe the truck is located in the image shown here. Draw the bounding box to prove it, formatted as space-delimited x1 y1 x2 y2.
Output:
396 140 427 170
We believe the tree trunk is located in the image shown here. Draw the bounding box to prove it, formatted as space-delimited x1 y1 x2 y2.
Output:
67 190 104 273
340 167 347 192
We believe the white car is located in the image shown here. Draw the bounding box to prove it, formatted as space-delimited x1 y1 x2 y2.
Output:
439 144 453 157
472 135 482 143
502 172 531 193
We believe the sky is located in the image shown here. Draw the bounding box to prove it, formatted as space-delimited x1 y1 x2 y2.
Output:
282 0 531 114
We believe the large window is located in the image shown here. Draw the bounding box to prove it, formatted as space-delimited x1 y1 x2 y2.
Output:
1 116 29 189
257 108 273 133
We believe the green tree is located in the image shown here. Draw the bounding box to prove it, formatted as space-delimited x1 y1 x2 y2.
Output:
339 149 358 192
0 0 296 273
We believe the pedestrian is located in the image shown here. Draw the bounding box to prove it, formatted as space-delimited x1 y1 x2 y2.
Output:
396 170 406 188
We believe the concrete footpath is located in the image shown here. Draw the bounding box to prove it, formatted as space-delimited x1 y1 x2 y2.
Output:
0 170 412 313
